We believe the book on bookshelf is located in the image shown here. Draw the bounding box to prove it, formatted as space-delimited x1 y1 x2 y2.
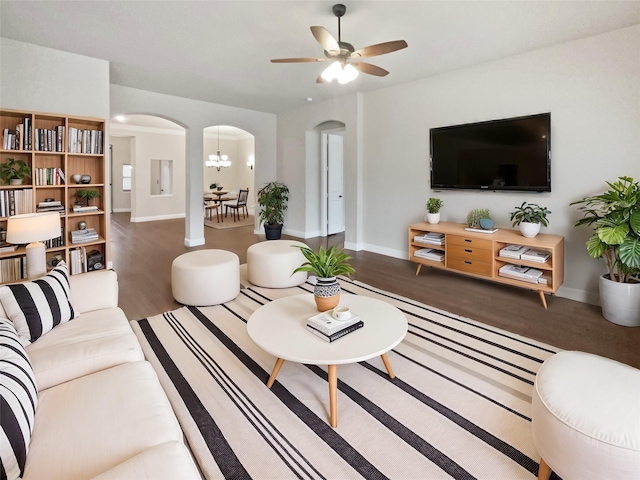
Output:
72 205 99 213
498 264 544 283
520 249 551 263
0 242 17 253
307 311 361 336
306 320 364 342
498 244 529 259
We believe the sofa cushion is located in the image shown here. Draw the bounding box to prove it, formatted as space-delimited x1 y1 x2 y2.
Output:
0 262 77 345
25 307 143 391
23 361 184 480
0 319 38 480
90 441 201 479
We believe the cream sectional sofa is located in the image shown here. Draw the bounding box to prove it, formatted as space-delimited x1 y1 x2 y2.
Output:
1 268 200 480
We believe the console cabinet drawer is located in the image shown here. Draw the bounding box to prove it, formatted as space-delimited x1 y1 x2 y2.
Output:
448 257 492 277
447 235 492 250
448 244 493 263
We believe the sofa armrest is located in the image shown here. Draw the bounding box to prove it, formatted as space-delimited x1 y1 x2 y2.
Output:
70 269 119 314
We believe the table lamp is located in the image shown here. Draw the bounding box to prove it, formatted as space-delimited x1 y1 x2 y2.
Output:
6 212 61 279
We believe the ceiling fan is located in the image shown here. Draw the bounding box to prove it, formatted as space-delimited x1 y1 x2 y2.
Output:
270 3 408 84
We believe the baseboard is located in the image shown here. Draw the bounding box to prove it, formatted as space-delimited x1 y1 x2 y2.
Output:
282 227 307 239
112 208 131 213
555 285 600 306
360 243 406 260
130 213 185 223
184 237 205 247
344 241 363 252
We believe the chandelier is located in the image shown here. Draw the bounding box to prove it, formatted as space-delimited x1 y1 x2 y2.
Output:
206 126 231 171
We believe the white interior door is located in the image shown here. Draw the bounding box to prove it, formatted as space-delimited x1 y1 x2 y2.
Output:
327 133 344 235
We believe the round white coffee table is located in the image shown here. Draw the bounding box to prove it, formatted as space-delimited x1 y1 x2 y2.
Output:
247 293 408 427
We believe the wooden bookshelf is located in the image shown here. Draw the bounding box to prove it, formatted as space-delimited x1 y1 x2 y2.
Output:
0 108 107 280
409 221 564 308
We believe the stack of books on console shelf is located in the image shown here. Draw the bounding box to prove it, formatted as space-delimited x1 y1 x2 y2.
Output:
70 228 99 245
520 249 551 263
499 244 529 259
413 248 445 263
413 232 445 246
498 264 544 284
306 310 364 343
72 204 99 213
36 200 65 214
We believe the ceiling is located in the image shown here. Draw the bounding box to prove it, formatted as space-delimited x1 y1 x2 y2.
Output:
1 1 639 114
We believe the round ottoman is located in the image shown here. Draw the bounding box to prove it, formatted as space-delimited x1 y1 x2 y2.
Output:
532 351 640 480
247 240 308 288
171 249 240 306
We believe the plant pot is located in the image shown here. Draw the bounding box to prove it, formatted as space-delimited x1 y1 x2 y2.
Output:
426 212 440 225
9 178 23 186
314 277 340 312
264 223 283 240
599 275 640 327
519 222 541 238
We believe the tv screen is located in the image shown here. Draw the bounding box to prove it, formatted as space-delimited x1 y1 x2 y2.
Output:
430 113 551 192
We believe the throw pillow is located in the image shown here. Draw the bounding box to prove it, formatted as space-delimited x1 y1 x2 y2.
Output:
0 261 78 345
0 318 38 480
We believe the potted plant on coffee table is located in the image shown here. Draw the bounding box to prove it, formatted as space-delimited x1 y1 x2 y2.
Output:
510 202 551 238
292 245 355 311
0 158 31 186
257 181 289 240
571 176 640 326
425 197 443 224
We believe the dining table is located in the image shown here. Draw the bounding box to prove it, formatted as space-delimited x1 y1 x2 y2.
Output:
204 190 235 222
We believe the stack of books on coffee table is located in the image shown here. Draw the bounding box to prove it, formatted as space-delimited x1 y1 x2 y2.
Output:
306 311 364 343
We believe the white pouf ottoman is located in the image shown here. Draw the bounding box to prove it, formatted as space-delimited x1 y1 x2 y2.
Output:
247 240 308 288
532 351 640 480
171 249 240 306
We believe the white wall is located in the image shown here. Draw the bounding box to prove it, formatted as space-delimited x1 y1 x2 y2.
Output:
110 136 132 212
110 85 276 246
277 26 640 304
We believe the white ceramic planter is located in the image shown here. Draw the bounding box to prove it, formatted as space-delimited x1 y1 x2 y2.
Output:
519 221 541 238
426 212 441 225
599 275 640 327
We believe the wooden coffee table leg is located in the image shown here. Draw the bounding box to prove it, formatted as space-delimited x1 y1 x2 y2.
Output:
266 358 285 388
328 364 338 427
381 353 395 379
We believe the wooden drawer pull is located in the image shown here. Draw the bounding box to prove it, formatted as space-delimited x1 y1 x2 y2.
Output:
464 261 472 265
464 239 472 243
465 249 472 253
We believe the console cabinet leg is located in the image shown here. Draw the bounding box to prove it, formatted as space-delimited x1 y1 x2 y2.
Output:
538 290 548 309
415 264 422 276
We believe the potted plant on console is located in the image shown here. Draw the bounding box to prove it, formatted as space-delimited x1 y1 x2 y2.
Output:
0 158 31 186
257 181 289 240
510 202 551 238
425 197 443 225
571 176 640 326
292 245 355 312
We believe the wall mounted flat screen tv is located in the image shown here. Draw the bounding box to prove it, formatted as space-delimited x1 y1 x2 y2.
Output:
430 113 551 192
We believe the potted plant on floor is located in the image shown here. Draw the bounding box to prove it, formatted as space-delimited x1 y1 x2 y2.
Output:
292 245 355 311
425 197 443 224
571 176 640 326
257 181 289 240
0 158 31 186
510 202 551 238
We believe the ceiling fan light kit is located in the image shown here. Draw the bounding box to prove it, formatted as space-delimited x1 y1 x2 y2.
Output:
271 3 407 85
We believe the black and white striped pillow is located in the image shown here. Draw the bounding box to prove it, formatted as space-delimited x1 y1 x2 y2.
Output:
0 318 38 480
0 261 78 346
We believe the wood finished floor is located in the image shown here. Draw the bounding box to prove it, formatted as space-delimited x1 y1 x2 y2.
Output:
111 212 640 368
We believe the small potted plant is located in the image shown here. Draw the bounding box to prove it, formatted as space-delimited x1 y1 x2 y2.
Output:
77 189 100 207
0 158 31 186
293 245 355 311
425 197 443 224
257 181 289 240
510 202 551 238
571 176 640 326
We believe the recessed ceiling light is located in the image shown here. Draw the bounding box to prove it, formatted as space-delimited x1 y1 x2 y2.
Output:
114 115 126 122
306 97 313 102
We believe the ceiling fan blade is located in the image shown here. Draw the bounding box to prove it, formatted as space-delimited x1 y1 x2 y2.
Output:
351 40 408 58
352 62 389 77
310 26 340 55
270 57 327 63
316 74 329 84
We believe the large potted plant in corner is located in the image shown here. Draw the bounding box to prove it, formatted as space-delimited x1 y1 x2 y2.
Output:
571 176 640 326
510 202 551 238
257 181 289 240
292 245 355 311
0 158 31 186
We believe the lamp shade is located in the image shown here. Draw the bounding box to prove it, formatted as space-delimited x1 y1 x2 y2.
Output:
6 212 61 244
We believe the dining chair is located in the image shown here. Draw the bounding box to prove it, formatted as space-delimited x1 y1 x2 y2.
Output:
225 188 249 222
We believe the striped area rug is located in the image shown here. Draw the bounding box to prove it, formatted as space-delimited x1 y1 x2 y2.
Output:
131 278 560 480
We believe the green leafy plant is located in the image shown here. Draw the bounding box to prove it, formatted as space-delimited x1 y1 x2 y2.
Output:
292 245 355 279
257 181 289 226
426 197 443 214
466 209 491 228
0 158 31 184
510 202 551 227
77 189 100 206
209 183 217 189
571 176 640 283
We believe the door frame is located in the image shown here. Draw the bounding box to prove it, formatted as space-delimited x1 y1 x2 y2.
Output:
320 127 346 237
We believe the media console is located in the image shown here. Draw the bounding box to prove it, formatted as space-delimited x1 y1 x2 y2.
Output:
409 222 564 308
